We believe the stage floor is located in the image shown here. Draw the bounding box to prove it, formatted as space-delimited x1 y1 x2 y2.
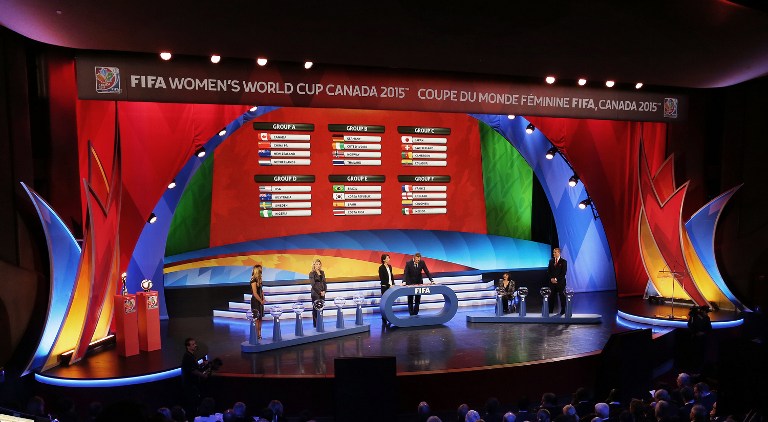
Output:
44 292 687 380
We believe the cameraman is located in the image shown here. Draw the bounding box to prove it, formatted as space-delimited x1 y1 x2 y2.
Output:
181 338 210 416
686 306 712 371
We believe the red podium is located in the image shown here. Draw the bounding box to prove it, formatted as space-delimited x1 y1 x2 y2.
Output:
113 294 139 357
137 291 162 351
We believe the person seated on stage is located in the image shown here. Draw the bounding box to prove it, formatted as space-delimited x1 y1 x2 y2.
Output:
498 272 517 313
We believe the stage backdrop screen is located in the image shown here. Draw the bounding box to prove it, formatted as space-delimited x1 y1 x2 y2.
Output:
164 107 550 285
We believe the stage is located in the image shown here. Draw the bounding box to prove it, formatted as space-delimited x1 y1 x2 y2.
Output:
37 292 746 380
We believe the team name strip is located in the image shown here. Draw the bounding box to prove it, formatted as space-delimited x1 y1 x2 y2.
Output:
260 210 313 218
259 159 312 166
401 208 447 215
258 142 311 149
333 209 382 216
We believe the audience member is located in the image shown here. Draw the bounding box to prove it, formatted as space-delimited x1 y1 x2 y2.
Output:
654 401 676 422
678 387 696 421
25 396 46 419
594 403 610 422
504 412 517 422
694 382 716 413
268 400 284 422
604 389 622 420
419 401 432 422
457 404 470 422
517 397 534 422
484 397 503 422
157 407 172 420
466 410 482 422
690 404 707 422
556 404 578 422
537 409 552 422
572 388 594 418
540 393 560 416
231 401 247 422
170 405 187 422
427 417 444 422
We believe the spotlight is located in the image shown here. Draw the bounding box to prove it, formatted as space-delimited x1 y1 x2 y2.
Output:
218 128 227 137
605 80 615 88
507 114 516 120
168 179 177 189
304 61 313 69
257 57 268 66
635 82 643 89
160 52 172 61
148 213 157 224
545 147 558 160
249 106 258 112
545 76 556 84
525 123 535 134
578 199 592 210
568 175 579 187
195 147 206 158
210 55 221 64
578 78 587 86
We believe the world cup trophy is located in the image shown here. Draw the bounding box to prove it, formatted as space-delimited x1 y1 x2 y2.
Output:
495 286 506 317
246 310 258 344
565 287 575 318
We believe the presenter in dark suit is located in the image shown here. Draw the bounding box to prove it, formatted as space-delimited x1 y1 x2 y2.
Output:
402 252 433 316
378 253 395 325
547 247 567 315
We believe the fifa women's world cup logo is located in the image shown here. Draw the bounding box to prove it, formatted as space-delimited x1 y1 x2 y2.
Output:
95 66 121 94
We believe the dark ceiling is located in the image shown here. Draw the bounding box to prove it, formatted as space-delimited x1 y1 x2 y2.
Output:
2 0 768 89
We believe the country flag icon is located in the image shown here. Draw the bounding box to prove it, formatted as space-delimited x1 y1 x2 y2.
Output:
401 136 413 143
333 192 344 200
258 149 271 157
401 208 410 215
402 192 413 199
401 144 412 151
260 133 269 140
259 193 272 201
333 209 345 216
333 185 345 192
402 152 413 159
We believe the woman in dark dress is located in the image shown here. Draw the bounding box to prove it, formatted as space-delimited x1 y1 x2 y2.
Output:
309 259 327 327
498 272 516 313
249 264 265 339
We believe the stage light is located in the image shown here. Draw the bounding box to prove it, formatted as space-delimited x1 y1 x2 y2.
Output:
168 179 177 189
578 78 587 86
545 147 558 160
160 52 172 61
605 80 615 88
210 55 221 64
249 106 258 112
507 114 516 120
545 76 556 84
304 61 313 69
195 147 206 158
578 198 592 210
218 128 227 137
148 213 157 224
257 57 268 66
568 175 579 187
635 82 644 89
526 123 535 134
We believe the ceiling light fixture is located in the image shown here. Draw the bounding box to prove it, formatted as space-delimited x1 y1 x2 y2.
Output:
257 57 268 66
605 80 615 88
211 55 221 64
249 106 258 112
168 179 177 189
635 82 643 89
160 52 172 61
526 123 535 135
507 115 516 120
545 147 558 160
545 76 556 84
578 78 587 86
304 61 313 69
218 128 227 137
568 175 579 187
195 147 206 158
148 213 158 224
578 198 592 210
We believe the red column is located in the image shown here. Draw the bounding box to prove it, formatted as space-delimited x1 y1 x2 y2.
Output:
113 294 139 356
137 291 162 351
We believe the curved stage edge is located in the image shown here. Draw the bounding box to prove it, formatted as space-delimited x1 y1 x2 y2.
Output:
31 292 743 416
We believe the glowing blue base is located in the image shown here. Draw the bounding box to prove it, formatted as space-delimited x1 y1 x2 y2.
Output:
241 324 370 353
466 313 602 324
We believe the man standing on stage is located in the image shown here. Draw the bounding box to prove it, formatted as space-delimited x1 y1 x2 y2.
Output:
547 247 568 315
403 252 434 316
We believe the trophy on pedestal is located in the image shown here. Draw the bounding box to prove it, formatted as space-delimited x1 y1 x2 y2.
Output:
270 305 283 342
353 293 365 325
121 272 128 295
140 279 153 292
334 296 346 329
540 287 551 318
246 310 258 344
495 286 505 317
292 302 305 337
518 287 529 316
314 299 325 332
565 287 575 318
